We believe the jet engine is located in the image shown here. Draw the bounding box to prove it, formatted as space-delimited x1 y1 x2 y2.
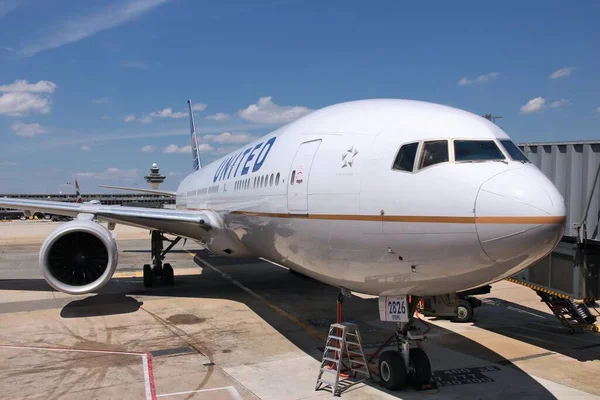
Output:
39 219 119 295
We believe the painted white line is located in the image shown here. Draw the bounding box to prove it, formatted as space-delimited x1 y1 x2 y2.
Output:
506 306 547 319
157 386 242 399
1 345 156 400
258 257 289 270
0 344 143 356
142 354 153 400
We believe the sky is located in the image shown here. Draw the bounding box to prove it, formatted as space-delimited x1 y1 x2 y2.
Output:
0 0 599 193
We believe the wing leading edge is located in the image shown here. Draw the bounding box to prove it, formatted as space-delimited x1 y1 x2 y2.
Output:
0 197 214 239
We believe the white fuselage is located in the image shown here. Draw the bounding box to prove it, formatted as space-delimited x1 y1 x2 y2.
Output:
174 99 566 296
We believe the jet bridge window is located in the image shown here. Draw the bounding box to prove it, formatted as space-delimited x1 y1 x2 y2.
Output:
418 140 449 169
454 140 505 162
392 142 418 172
499 139 530 162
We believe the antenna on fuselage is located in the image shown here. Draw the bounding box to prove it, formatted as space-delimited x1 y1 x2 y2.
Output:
188 99 202 171
483 113 503 124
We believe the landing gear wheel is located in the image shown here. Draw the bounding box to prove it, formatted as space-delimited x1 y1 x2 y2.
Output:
163 263 174 286
408 348 432 387
143 264 153 287
378 351 407 390
451 299 473 323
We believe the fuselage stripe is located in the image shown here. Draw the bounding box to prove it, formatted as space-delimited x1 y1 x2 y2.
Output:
218 210 566 225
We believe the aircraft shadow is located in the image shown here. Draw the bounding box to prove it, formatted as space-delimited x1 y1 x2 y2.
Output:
467 297 600 362
0 249 560 399
60 294 143 318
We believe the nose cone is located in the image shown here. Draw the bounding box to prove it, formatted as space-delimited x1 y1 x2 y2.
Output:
476 168 565 264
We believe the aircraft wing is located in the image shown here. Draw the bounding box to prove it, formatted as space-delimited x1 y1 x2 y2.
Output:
0 197 213 237
98 185 176 197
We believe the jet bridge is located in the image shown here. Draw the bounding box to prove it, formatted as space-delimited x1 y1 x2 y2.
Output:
508 141 600 332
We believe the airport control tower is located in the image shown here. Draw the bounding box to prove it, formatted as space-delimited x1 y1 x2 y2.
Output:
144 163 166 189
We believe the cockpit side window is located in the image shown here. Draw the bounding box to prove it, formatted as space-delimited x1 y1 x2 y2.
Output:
454 140 505 162
392 142 419 172
499 139 530 162
418 140 449 169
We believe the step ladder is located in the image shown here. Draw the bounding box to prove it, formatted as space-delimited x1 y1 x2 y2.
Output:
315 323 371 397
538 292 598 332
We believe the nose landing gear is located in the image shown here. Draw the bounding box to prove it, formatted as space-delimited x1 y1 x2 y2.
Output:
375 297 435 391
143 230 181 287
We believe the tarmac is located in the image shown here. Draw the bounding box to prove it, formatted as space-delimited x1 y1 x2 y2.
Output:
1 220 600 399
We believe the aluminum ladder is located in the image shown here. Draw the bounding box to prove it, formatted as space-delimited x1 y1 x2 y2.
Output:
315 322 371 397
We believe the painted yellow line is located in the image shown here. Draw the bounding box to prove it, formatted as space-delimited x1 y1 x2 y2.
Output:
114 271 144 278
185 250 327 341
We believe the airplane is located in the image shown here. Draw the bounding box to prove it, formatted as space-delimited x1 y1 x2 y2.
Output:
75 179 101 205
0 98 566 390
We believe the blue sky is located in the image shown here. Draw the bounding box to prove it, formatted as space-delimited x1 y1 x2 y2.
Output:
0 0 599 193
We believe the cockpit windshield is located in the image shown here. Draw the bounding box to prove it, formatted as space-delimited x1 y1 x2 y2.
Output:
499 139 530 162
454 140 505 162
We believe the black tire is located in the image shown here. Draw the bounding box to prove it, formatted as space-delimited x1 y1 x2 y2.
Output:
163 263 174 286
143 264 153 287
409 348 432 385
451 299 473 323
378 351 407 390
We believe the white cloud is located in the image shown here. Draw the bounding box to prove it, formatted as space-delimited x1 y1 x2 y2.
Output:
0 92 51 116
458 72 498 86
168 171 180 176
164 144 191 153
0 80 57 93
0 0 24 18
192 103 207 112
76 168 138 180
124 114 136 123
206 112 230 121
0 161 17 166
198 143 214 152
0 79 57 116
239 96 313 124
164 143 213 153
92 97 111 104
141 145 156 153
17 0 172 57
102 115 109 120
549 98 569 108
121 60 146 69
550 67 574 79
520 97 546 114
202 132 252 144
11 121 48 137
140 107 187 123
81 145 91 151
520 97 569 114
595 107 600 114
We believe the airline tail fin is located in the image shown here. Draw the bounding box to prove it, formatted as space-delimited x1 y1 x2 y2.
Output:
188 99 202 171
74 179 82 203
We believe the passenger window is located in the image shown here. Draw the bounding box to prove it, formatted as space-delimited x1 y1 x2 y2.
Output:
392 142 418 172
418 140 449 169
270 174 274 186
290 170 295 185
275 173 280 186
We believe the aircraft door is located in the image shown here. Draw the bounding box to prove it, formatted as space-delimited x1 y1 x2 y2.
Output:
287 140 322 213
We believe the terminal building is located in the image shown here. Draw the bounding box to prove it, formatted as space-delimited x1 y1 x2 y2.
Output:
0 163 175 219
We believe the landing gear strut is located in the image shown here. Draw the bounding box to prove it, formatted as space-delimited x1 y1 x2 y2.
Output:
377 297 434 391
143 230 181 287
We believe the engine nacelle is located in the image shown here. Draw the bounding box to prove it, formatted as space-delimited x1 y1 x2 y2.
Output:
39 219 119 295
